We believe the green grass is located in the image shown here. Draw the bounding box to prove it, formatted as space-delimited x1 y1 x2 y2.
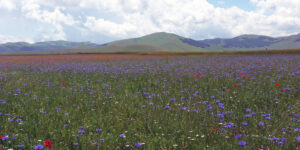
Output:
0 54 299 149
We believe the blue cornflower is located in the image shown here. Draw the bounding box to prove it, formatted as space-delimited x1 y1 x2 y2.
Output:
17 144 24 148
131 118 136 121
296 136 300 141
235 134 242 139
16 119 22 122
100 138 104 142
181 107 187 110
225 124 232 129
170 98 176 102
93 142 99 146
206 105 213 111
245 114 251 118
281 138 288 143
135 142 142 147
73 142 78 146
65 113 69 116
2 136 9 141
279 141 284 146
259 122 264 126
242 122 248 126
78 130 85 134
164 105 170 109
120 134 125 138
34 144 44 150
238 141 246 146
269 137 278 143
246 108 251 113
217 114 224 118
96 128 102 132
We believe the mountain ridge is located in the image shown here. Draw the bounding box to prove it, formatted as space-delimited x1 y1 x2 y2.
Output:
1 32 300 54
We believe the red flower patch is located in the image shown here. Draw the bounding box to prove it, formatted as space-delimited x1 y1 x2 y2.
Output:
193 74 199 77
211 126 217 130
234 84 238 88
44 140 52 148
276 83 280 87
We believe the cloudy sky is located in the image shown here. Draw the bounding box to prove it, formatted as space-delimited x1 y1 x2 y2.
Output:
0 0 299 44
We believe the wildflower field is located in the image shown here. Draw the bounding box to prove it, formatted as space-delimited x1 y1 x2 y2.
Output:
0 54 299 149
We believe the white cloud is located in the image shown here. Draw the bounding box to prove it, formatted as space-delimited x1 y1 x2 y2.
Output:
22 1 78 26
0 0 16 10
0 34 33 43
84 16 137 37
20 0 79 40
1 0 300 43
80 0 300 39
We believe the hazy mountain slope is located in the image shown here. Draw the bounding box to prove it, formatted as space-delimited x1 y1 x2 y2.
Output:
0 41 99 53
200 34 300 50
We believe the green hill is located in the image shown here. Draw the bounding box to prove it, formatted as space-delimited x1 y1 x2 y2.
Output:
108 32 206 52
1 32 300 54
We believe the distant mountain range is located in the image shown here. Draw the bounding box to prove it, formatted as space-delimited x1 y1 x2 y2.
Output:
1 32 300 54
0 41 100 53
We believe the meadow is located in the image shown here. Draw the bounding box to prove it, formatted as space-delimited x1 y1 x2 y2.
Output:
0 54 299 149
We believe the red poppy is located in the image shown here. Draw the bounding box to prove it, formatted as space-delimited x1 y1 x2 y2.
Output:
234 130 238 134
211 126 217 130
193 74 199 77
234 84 238 88
0 135 3 139
240 72 244 75
61 82 66 86
227 89 231 92
44 140 52 148
276 83 280 87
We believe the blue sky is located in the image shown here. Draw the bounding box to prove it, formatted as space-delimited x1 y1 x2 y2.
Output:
208 0 256 11
0 0 299 44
